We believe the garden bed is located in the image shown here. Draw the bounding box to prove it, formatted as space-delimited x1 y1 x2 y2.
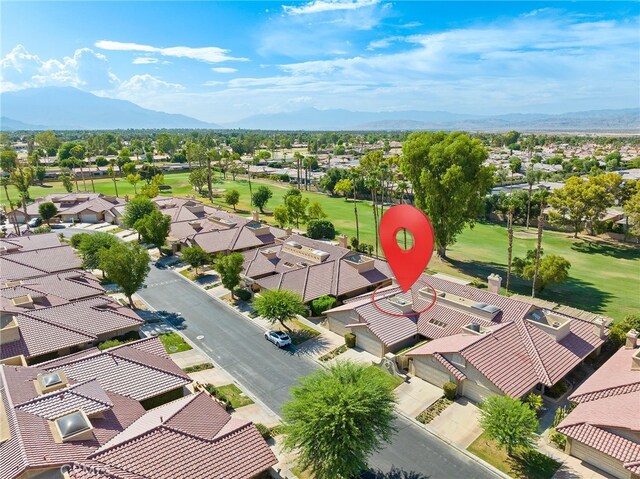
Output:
416 397 453 424
319 344 348 362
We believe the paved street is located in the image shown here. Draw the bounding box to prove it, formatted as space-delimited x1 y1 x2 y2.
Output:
139 264 498 478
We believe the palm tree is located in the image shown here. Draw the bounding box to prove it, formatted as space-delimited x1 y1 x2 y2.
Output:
505 198 516 293
366 172 381 257
532 186 550 297
107 166 119 197
525 168 542 228
349 168 360 243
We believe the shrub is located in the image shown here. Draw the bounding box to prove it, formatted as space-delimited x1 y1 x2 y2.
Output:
546 381 568 399
203 384 232 411
609 314 640 349
549 429 567 449
70 232 90 248
269 424 285 437
234 287 252 301
255 423 271 440
443 382 457 400
524 393 544 411
310 295 337 316
345 333 356 348
307 219 336 240
32 226 52 234
182 363 214 373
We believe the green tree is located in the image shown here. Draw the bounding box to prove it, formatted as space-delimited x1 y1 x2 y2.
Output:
135 209 171 252
35 131 61 155
513 249 571 293
189 167 208 195
333 178 353 200
225 189 240 211
1 150 18 172
524 168 543 228
307 201 327 220
401 131 492 258
215 252 245 299
78 231 118 272
181 245 210 276
273 204 290 227
60 173 74 193
38 202 58 226
252 289 306 332
122 162 137 176
126 173 141 194
479 395 538 456
252 186 273 213
285 194 309 228
34 166 46 185
624 190 640 237
307 219 336 240
99 242 150 307
608 314 640 349
122 196 156 229
140 182 159 198
282 361 396 479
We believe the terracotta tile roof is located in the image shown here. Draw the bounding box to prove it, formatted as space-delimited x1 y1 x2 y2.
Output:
1 297 143 361
556 346 640 475
189 223 287 254
40 338 190 401
0 245 82 281
90 392 277 479
60 197 125 216
0 233 62 253
248 235 392 302
333 274 604 397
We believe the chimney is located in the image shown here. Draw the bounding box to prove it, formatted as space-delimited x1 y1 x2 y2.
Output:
252 210 260 222
338 234 348 248
487 274 502 294
625 329 639 349
593 317 606 340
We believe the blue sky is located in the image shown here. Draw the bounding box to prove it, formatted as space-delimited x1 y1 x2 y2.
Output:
1 1 638 124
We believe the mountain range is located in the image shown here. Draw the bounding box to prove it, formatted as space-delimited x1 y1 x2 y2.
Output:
1 87 638 132
1 87 219 130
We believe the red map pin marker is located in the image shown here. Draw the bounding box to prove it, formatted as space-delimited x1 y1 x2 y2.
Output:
379 204 434 292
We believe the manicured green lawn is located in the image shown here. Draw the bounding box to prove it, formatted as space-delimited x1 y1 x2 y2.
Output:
468 433 561 479
7 173 639 321
158 332 192 354
215 383 254 409
367 366 405 389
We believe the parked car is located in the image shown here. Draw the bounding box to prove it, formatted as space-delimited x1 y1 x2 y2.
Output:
27 217 42 227
264 330 292 348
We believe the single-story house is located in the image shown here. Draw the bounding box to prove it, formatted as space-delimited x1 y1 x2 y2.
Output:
0 337 276 479
0 232 62 253
325 275 606 402
0 245 82 282
242 234 393 303
556 331 640 479
10 193 124 224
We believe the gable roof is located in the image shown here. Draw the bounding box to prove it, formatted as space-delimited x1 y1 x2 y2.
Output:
0 233 62 253
556 345 640 476
0 245 82 281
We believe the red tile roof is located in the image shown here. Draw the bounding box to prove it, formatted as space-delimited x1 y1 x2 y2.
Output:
0 245 82 281
557 345 640 475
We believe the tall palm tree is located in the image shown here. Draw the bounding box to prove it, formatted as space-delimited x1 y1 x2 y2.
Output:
349 168 360 243
366 172 381 257
505 199 516 293
532 187 550 297
525 168 542 228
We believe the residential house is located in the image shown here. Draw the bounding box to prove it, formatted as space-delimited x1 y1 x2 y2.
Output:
0 232 62 253
0 337 276 479
0 296 143 365
325 275 606 402
556 330 640 479
242 234 393 303
0 245 82 282
11 193 125 224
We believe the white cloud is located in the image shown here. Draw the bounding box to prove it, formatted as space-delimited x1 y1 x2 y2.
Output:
211 67 237 73
132 57 159 64
1 45 118 91
118 74 184 94
282 0 379 15
95 40 248 63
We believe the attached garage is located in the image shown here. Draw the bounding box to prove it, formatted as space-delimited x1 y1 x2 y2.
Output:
462 379 497 403
80 211 99 223
326 312 352 336
413 357 451 388
351 326 384 357
569 440 629 479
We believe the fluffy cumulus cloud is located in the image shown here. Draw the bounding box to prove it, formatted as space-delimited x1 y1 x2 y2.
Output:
95 40 248 63
0 45 118 91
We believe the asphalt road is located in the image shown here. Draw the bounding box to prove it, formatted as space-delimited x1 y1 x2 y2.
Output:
138 264 498 479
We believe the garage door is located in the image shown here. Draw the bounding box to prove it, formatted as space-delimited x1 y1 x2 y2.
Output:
462 380 497 403
80 213 98 223
571 441 628 479
414 359 450 388
354 330 383 357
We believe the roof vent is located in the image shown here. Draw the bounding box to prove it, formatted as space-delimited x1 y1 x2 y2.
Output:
463 322 488 335
387 295 414 314
53 410 93 442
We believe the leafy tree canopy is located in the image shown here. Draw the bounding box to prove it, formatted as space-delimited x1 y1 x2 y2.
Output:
99 242 150 306
479 395 538 456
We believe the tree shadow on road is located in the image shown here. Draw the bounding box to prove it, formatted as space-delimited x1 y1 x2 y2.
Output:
363 466 431 479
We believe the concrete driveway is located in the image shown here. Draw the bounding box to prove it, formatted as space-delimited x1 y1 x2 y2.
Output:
429 398 483 448
396 376 443 418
